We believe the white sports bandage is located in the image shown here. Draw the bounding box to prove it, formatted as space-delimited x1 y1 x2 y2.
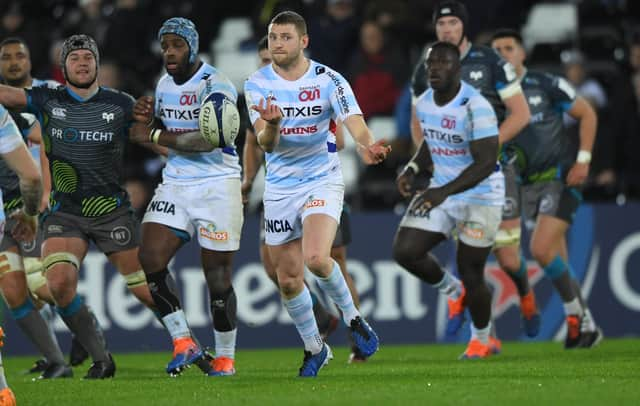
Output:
0 252 24 277
405 161 420 174
577 150 592 164
25 258 47 293
124 270 147 289
493 227 521 249
42 252 80 273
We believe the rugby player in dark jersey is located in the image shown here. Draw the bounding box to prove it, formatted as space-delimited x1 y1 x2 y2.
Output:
404 1 532 347
491 29 602 348
0 34 167 378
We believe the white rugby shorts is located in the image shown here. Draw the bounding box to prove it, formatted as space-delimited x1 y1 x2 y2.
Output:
399 197 502 248
263 181 344 246
142 178 243 251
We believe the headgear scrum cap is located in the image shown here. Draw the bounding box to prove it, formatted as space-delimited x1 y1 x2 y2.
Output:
61 34 99 67
432 1 469 34
158 17 199 64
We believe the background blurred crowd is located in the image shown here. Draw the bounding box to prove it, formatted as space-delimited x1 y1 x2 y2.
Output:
2 0 640 213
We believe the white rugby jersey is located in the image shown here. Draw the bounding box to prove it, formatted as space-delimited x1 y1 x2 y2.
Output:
415 81 504 206
155 62 241 184
0 106 26 221
244 59 361 194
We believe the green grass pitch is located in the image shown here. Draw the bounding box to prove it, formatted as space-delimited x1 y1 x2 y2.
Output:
5 338 639 405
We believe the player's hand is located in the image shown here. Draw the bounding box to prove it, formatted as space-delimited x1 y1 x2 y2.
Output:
10 209 38 242
357 139 391 165
241 179 253 205
39 193 49 213
413 187 448 212
133 96 155 125
566 162 589 187
250 97 282 125
397 166 416 198
129 122 152 144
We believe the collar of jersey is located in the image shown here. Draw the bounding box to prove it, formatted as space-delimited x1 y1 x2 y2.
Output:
460 42 472 60
269 58 313 82
66 86 99 102
429 81 466 108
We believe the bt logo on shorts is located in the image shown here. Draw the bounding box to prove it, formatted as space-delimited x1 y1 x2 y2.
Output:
199 223 228 241
265 219 293 233
148 200 175 215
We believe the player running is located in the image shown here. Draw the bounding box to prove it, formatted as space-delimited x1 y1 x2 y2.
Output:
491 29 602 348
129 17 243 377
411 1 533 341
394 41 504 359
242 36 367 362
245 11 388 377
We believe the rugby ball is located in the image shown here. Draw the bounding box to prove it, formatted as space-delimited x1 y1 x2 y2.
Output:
199 92 240 148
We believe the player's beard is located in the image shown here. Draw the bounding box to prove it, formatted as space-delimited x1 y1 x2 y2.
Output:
66 70 98 89
273 50 302 70
3 72 28 88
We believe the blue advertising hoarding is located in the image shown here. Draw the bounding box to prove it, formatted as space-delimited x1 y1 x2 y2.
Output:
3 203 639 355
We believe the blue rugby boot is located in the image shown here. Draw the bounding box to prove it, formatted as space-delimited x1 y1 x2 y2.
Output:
298 343 333 377
349 316 379 358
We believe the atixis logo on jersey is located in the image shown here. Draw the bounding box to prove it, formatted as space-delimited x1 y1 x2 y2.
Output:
281 106 322 118
159 107 200 121
422 127 464 144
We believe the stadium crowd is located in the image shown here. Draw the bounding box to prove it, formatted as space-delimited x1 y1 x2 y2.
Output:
1 0 639 212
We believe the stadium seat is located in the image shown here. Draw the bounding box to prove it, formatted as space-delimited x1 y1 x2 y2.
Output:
213 18 252 53
214 50 259 92
521 3 578 50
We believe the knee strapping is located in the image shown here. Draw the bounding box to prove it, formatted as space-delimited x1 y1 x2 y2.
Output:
124 270 147 289
0 251 24 277
42 252 80 273
24 257 47 293
494 227 521 249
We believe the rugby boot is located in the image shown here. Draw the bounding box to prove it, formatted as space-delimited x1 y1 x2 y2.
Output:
349 316 379 358
459 339 491 359
489 336 502 355
207 356 236 376
37 362 73 379
166 337 203 376
298 343 333 377
0 388 16 406
564 315 582 349
446 287 467 336
28 358 49 374
520 290 541 338
83 353 115 379
69 335 89 366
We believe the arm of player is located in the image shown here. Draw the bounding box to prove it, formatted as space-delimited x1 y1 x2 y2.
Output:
565 96 597 186
498 91 531 145
410 104 424 148
129 122 214 152
38 139 51 212
0 85 28 109
251 97 282 153
397 140 432 198
414 136 498 210
342 114 391 165
334 120 345 151
241 128 264 204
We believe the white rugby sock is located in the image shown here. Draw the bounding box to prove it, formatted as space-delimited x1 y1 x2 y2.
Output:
316 260 359 325
283 286 323 355
433 271 463 300
162 310 191 341
214 328 237 359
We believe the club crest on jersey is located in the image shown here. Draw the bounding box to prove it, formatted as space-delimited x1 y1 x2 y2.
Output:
528 96 542 106
52 108 67 118
469 71 483 81
315 66 325 75
102 112 114 123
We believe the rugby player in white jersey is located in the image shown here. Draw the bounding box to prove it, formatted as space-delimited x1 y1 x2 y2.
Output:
129 17 242 377
393 41 504 359
0 104 43 404
244 11 388 377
